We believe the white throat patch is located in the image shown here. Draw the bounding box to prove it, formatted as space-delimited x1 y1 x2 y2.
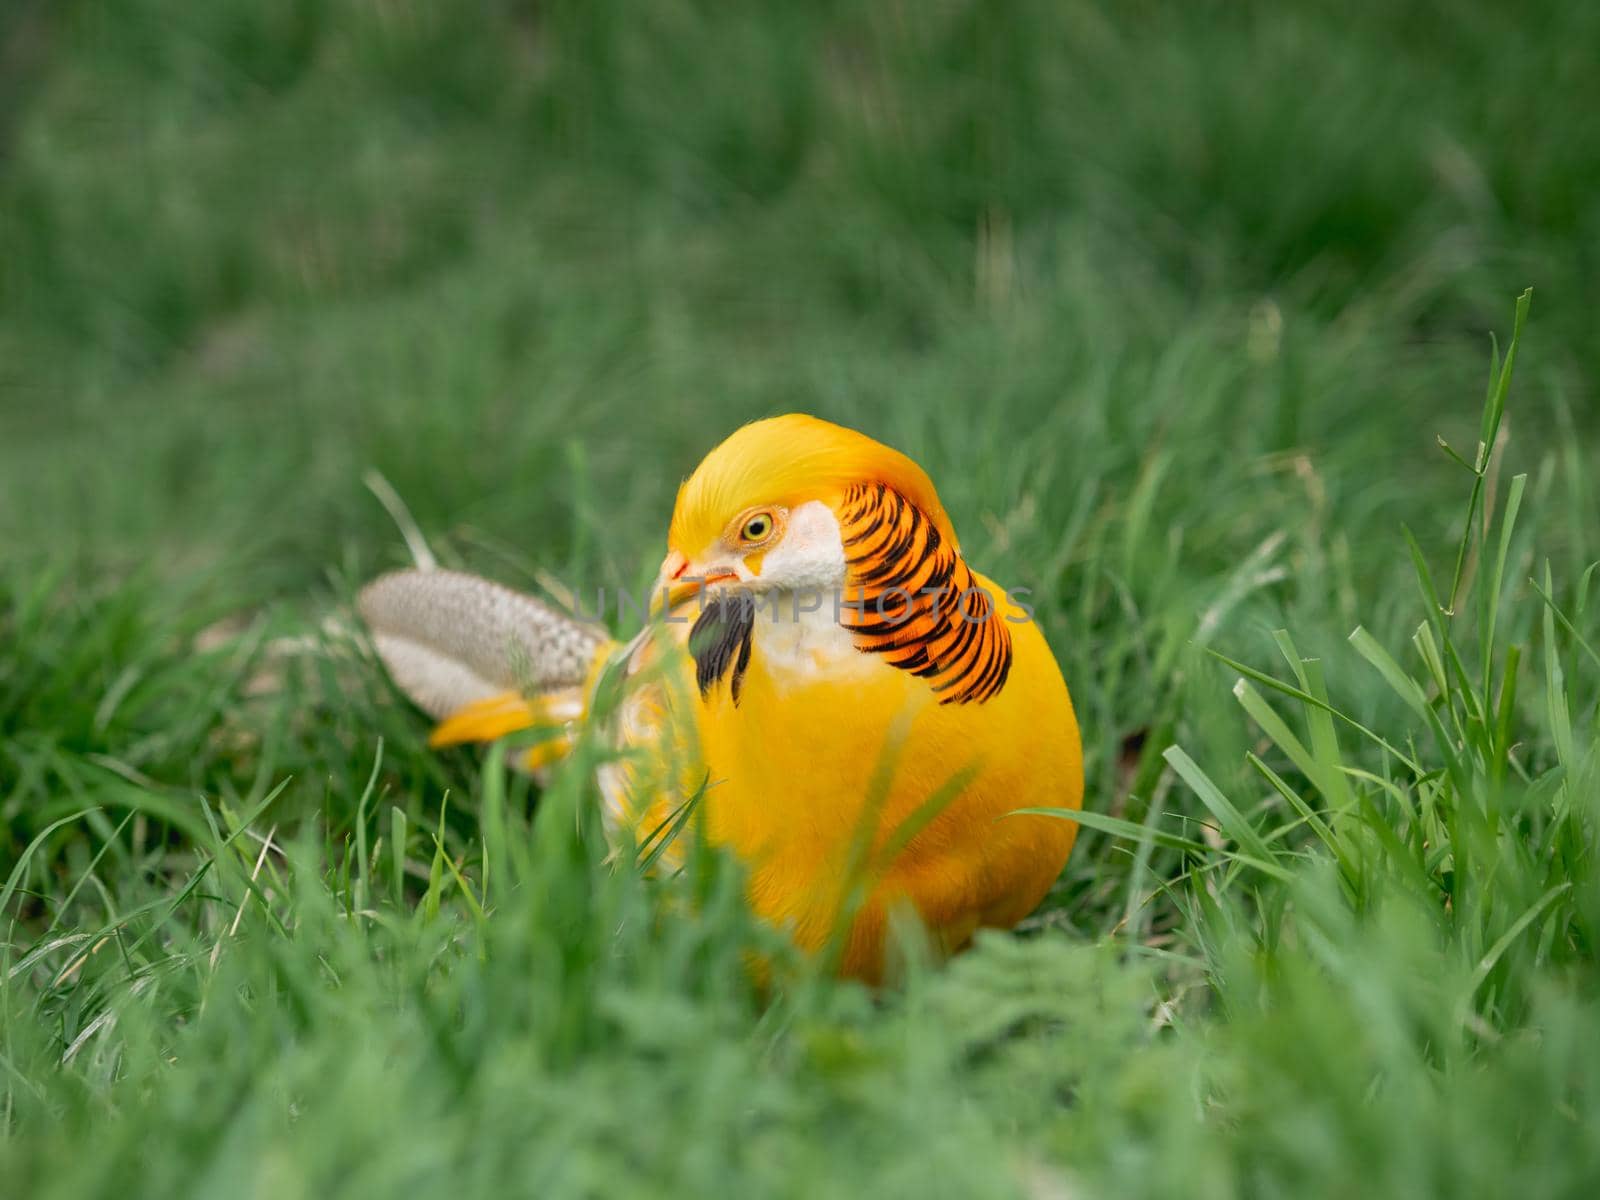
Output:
739 500 866 682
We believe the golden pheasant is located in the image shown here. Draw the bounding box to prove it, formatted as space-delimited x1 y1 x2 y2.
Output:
360 414 1083 980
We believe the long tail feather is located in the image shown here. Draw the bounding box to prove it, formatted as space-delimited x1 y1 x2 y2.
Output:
358 569 611 727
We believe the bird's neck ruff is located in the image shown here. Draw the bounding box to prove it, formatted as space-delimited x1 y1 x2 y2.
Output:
689 482 1014 708
836 482 1013 705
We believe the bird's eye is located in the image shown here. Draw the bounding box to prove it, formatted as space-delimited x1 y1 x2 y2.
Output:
740 513 774 542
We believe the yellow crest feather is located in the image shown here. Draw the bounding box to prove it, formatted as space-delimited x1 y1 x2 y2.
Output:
667 414 957 556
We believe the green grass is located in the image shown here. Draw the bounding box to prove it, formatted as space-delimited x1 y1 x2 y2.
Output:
4 2 1600 1195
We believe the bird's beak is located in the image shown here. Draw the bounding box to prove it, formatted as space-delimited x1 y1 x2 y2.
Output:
652 549 738 617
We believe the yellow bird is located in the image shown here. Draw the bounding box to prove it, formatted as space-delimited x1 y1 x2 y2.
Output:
360 414 1083 980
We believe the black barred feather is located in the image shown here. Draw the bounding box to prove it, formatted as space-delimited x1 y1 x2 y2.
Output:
689 591 757 704
837 482 1014 705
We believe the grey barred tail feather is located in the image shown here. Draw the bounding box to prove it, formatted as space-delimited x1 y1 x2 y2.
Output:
836 482 1013 705
358 569 605 719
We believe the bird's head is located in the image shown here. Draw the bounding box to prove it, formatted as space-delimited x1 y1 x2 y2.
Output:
654 414 957 611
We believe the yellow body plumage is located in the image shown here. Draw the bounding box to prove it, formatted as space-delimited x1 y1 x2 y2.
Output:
688 565 1080 978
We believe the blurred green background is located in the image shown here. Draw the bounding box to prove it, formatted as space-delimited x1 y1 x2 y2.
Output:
4 2 1600 1197
5 0 1596 586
